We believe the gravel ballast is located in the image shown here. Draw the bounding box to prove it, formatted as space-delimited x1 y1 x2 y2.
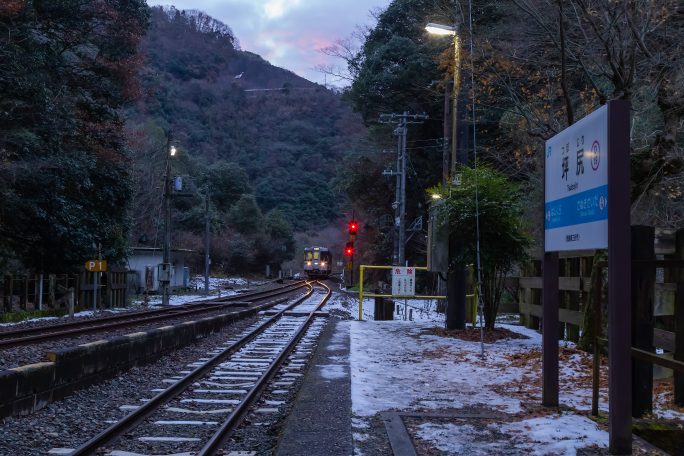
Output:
0 316 259 456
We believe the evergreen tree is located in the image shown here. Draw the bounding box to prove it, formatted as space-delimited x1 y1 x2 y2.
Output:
228 195 262 234
0 0 149 272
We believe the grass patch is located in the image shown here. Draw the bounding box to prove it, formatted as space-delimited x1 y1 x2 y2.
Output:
0 308 68 323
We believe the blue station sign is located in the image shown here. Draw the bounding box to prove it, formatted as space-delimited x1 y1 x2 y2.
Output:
545 105 608 251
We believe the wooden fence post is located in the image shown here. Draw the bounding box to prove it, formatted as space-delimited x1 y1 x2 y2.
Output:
48 274 56 308
79 271 86 310
75 273 80 308
106 272 112 308
674 229 684 405
67 286 74 318
631 225 655 417
2 274 12 312
21 275 29 310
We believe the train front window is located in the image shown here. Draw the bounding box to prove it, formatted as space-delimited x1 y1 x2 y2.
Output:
305 251 312 261
313 252 319 260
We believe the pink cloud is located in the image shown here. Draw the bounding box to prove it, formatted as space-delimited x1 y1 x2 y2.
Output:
148 0 391 85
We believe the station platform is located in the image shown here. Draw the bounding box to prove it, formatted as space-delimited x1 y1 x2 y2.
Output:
276 318 352 455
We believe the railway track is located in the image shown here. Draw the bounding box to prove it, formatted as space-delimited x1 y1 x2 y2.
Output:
63 281 331 455
0 281 308 348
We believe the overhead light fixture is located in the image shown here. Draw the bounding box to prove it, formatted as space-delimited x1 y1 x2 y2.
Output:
425 22 457 36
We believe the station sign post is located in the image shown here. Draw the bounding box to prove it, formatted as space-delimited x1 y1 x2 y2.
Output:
84 259 107 311
543 100 631 454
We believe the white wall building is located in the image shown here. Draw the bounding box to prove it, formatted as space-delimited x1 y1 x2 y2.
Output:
127 247 194 293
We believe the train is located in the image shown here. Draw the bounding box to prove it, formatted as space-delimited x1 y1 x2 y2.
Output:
303 246 332 279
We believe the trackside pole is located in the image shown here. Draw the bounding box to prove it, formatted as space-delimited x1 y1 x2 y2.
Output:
359 265 364 321
92 272 97 311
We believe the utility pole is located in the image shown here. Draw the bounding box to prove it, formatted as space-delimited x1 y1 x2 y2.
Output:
393 124 402 264
204 188 210 295
161 133 173 307
380 112 428 266
399 115 408 265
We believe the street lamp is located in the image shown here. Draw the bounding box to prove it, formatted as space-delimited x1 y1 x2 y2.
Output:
426 21 467 331
425 22 456 36
425 22 461 179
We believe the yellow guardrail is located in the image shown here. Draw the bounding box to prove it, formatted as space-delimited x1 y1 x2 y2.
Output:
358 265 447 321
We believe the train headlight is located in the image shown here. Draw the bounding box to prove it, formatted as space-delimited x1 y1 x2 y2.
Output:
320 262 326 267
306 261 312 266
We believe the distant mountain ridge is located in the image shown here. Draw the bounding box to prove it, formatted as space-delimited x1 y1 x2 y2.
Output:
127 6 365 233
143 6 316 90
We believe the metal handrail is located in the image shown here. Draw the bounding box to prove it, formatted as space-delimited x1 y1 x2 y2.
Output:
358 265 446 320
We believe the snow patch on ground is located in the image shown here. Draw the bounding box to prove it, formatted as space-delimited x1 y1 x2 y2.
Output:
498 413 608 455
0 316 59 327
131 275 255 307
318 363 347 380
340 295 614 453
416 413 607 455
2 276 255 326
350 320 528 417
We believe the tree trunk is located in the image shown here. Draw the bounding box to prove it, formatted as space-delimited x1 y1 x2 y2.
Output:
578 250 607 351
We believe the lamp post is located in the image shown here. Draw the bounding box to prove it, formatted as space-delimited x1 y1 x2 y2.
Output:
426 22 467 330
161 138 176 307
426 23 460 178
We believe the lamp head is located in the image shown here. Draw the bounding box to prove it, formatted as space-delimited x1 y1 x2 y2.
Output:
425 22 457 36
169 145 177 156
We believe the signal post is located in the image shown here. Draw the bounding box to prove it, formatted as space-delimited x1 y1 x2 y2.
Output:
345 219 358 287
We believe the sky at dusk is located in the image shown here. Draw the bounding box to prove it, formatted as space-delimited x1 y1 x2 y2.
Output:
147 0 392 86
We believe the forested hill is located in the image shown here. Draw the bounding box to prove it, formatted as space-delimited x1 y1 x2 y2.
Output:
127 7 364 235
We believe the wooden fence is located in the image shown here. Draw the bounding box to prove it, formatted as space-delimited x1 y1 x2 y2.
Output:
1 266 129 314
518 252 593 342
516 227 684 411
518 228 681 347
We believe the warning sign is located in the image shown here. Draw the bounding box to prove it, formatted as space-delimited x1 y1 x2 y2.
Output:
391 267 415 296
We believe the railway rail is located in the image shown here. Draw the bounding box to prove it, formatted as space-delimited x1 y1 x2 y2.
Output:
0 280 308 348
64 281 330 455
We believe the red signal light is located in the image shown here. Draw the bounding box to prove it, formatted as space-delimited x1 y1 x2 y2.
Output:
344 241 354 256
348 220 358 235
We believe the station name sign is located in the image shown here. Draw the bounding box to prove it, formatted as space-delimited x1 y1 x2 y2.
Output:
545 105 608 251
